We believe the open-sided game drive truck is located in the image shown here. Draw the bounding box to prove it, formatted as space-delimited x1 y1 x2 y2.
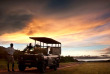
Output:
18 37 61 73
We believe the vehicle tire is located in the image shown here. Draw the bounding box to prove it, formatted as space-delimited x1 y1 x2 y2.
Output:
53 64 57 71
18 64 26 71
38 61 46 73
49 66 53 69
40 65 46 73
57 63 59 68
53 61 57 71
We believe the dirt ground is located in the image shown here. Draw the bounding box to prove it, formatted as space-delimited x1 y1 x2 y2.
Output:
0 62 81 74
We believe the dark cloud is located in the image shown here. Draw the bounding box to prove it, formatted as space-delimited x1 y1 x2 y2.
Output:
45 0 74 13
0 6 33 35
0 0 110 35
43 0 110 19
0 0 44 35
98 12 110 20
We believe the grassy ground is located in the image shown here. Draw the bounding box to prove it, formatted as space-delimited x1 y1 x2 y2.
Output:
46 62 110 74
0 59 18 70
0 59 73 70
1 59 110 74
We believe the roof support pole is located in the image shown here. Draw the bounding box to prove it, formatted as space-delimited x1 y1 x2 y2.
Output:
46 43 48 47
35 40 36 46
59 44 60 47
58 44 59 47
51 44 53 47
43 42 44 48
40 42 41 48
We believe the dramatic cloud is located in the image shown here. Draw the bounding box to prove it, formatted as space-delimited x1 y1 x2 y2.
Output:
0 9 33 35
0 0 109 35
0 0 110 56
43 0 110 19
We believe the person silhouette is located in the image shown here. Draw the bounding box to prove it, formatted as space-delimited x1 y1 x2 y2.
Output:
28 43 33 50
6 43 15 72
27 43 33 52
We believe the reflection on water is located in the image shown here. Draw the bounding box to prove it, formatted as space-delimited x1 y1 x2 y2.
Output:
77 58 110 62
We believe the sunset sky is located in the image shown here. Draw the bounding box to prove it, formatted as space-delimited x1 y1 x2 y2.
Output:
0 0 110 56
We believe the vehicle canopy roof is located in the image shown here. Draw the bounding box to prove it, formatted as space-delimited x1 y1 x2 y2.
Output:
30 37 61 44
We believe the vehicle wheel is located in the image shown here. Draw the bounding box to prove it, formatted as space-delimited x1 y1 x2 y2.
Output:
18 64 26 71
53 61 57 71
49 66 53 69
40 65 46 73
53 64 57 71
38 61 46 73
57 63 59 68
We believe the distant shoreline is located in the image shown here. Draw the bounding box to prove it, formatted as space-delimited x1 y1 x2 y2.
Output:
77 58 110 62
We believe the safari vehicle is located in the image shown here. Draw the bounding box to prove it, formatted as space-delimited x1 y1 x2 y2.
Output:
18 37 61 73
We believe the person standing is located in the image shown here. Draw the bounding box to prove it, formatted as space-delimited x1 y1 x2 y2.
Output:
6 43 15 72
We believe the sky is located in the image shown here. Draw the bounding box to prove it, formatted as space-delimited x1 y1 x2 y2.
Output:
0 0 110 56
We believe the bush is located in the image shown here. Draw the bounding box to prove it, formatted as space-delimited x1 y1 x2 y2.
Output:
0 46 7 59
60 56 78 63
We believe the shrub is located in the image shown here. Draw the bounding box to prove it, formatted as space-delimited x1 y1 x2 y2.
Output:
60 56 78 63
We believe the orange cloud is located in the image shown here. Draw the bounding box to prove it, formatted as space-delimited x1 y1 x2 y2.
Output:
0 11 110 48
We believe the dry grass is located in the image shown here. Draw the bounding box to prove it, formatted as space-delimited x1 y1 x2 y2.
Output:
1 59 110 74
46 62 110 74
0 59 18 70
